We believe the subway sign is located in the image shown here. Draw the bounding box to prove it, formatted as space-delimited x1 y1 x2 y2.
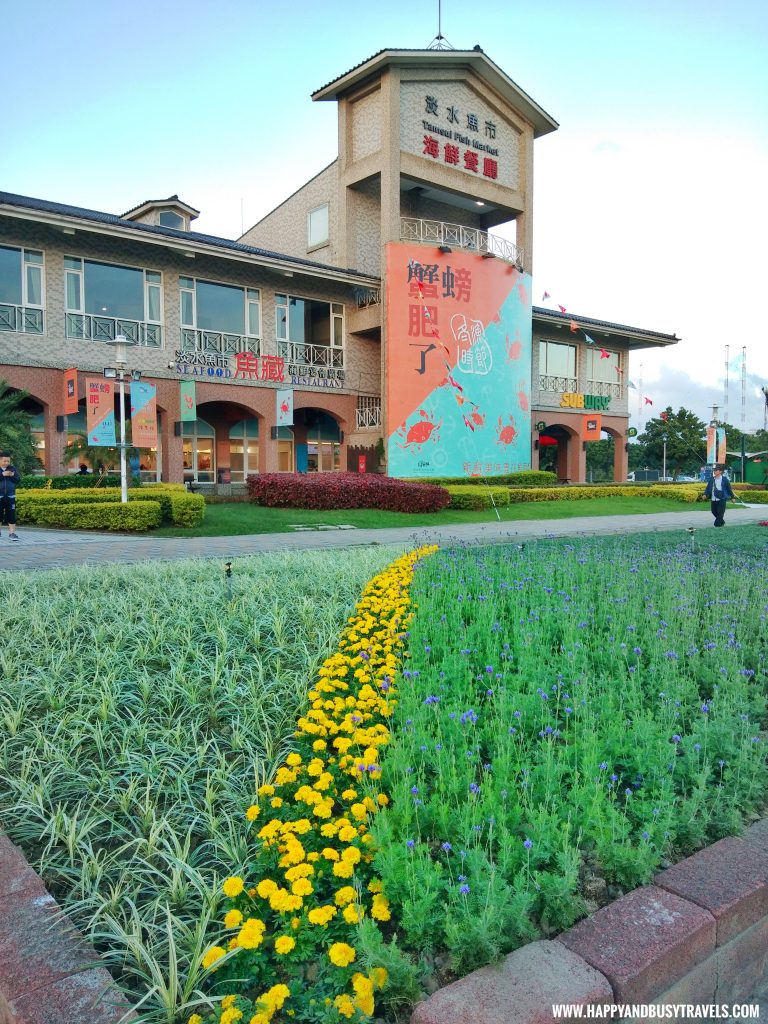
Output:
560 392 611 411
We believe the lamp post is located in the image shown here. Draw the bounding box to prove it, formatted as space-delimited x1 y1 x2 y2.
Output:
662 433 668 481
105 334 140 504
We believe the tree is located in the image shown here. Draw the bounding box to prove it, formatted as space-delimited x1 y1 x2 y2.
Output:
0 381 40 474
62 431 124 476
585 438 615 482
637 407 707 479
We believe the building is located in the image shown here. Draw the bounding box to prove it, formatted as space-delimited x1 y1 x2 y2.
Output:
0 46 678 486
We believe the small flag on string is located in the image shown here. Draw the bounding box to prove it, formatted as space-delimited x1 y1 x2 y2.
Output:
569 321 579 333
644 397 653 405
542 291 551 301
627 380 637 390
660 411 669 421
583 333 595 345
558 304 567 313
599 348 610 359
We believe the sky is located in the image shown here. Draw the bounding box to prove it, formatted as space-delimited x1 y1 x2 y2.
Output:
2 0 767 433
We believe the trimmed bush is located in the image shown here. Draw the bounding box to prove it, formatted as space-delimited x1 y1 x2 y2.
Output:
445 485 511 510
128 487 206 526
28 500 162 531
406 470 557 487
247 472 451 512
19 476 51 489
17 485 204 528
50 474 124 489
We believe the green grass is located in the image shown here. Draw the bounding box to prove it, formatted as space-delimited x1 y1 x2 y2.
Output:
152 497 699 537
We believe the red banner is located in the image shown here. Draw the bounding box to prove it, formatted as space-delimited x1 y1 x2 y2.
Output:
63 368 78 415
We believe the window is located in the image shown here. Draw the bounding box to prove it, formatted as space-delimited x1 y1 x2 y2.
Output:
65 257 162 346
275 294 344 368
306 411 341 473
182 419 215 482
159 210 185 229
539 340 577 392
180 277 260 355
307 204 329 248
0 245 44 334
586 347 620 383
356 395 381 429
229 418 259 481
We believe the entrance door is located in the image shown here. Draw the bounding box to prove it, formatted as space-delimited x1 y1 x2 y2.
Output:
182 418 215 482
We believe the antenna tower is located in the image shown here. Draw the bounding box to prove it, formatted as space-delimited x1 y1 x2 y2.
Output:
723 344 729 424
427 0 454 49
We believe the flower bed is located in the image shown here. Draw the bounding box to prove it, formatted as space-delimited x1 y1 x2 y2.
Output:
194 547 437 1024
246 473 450 513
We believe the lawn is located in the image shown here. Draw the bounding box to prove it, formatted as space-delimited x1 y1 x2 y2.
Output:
151 496 696 537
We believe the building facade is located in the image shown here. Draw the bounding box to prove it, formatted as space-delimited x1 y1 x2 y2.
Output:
0 47 677 485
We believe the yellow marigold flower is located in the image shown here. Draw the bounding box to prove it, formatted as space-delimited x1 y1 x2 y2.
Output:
313 773 334 791
308 905 337 925
307 851 320 862
284 863 314 881
334 737 352 753
343 903 363 924
291 916 301 929
321 847 339 861
221 1009 243 1024
367 878 383 894
312 802 333 819
248 1015 269 1024
306 759 324 778
341 788 357 801
338 825 357 843
293 818 312 834
350 803 368 821
328 942 356 967
245 804 260 821
275 767 297 786
271 797 284 809
201 945 226 969
221 995 237 1010
370 966 388 990
256 878 278 899
222 876 245 898
236 917 266 950
228 937 238 950
286 752 302 766
188 1015 204 1024
274 935 296 955
291 877 313 897
332 859 354 878
341 846 361 865
223 909 243 929
312 739 327 751
355 992 375 1016
334 994 356 1019
257 784 275 797
371 894 391 921
320 821 338 838
334 886 357 906
377 793 389 806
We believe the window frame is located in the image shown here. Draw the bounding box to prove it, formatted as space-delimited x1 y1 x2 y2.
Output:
179 276 261 342
307 203 329 249
64 255 163 345
0 245 45 334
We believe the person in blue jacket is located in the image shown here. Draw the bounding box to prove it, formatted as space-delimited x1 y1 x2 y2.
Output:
704 464 734 527
0 451 21 541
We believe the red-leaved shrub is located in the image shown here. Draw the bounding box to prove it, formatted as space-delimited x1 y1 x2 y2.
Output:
246 473 451 513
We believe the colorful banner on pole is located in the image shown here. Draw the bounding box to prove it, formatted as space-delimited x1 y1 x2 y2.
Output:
276 388 294 427
86 377 116 446
179 380 197 422
384 242 532 478
63 368 79 415
707 426 727 464
130 381 158 448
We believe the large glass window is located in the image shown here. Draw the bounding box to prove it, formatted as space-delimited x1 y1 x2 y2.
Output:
275 294 344 368
539 340 577 378
586 347 620 383
307 204 329 248
182 419 215 483
229 418 259 481
65 257 162 346
180 277 260 355
0 245 44 334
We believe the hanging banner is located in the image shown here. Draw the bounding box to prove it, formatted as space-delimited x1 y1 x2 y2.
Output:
131 381 158 448
706 426 727 464
582 414 602 441
86 377 116 446
276 388 294 427
717 427 726 464
180 379 197 422
63 368 79 415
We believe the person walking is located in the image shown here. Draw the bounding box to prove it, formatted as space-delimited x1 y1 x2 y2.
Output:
704 464 734 527
0 451 21 541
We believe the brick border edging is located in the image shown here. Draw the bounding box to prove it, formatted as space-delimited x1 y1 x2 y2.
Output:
0 833 137 1024
411 818 768 1023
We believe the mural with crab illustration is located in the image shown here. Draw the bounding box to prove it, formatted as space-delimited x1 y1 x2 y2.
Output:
385 242 532 478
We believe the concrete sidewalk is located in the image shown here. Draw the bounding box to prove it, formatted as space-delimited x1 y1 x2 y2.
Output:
2 504 766 572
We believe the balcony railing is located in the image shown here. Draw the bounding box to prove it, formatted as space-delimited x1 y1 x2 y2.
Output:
182 328 260 356
539 374 577 393
278 341 344 369
0 304 44 334
587 380 623 399
401 217 524 269
356 397 382 429
66 313 162 347
353 288 381 309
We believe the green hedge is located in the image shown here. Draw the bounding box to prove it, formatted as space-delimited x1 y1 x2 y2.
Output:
131 489 206 526
445 485 511 510
406 470 557 487
24 501 162 531
16 485 204 529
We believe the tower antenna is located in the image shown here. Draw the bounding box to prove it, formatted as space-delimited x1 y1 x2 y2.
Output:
427 0 454 49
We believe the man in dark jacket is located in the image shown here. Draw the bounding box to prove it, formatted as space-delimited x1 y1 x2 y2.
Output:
704 464 735 527
0 451 21 541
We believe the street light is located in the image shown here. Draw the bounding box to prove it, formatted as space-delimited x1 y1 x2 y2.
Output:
662 433 668 481
105 334 140 504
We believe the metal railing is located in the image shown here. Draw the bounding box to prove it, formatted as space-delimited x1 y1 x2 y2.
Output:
539 374 577 393
66 313 162 347
181 328 260 356
356 398 382 429
278 342 344 369
0 304 44 334
401 217 524 268
354 288 381 309
587 380 623 399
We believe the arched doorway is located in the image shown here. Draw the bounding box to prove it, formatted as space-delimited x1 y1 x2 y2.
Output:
294 409 342 473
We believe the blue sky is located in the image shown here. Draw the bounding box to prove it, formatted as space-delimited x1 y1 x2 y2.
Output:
3 0 767 430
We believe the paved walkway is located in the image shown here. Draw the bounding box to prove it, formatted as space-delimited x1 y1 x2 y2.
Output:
2 504 766 571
